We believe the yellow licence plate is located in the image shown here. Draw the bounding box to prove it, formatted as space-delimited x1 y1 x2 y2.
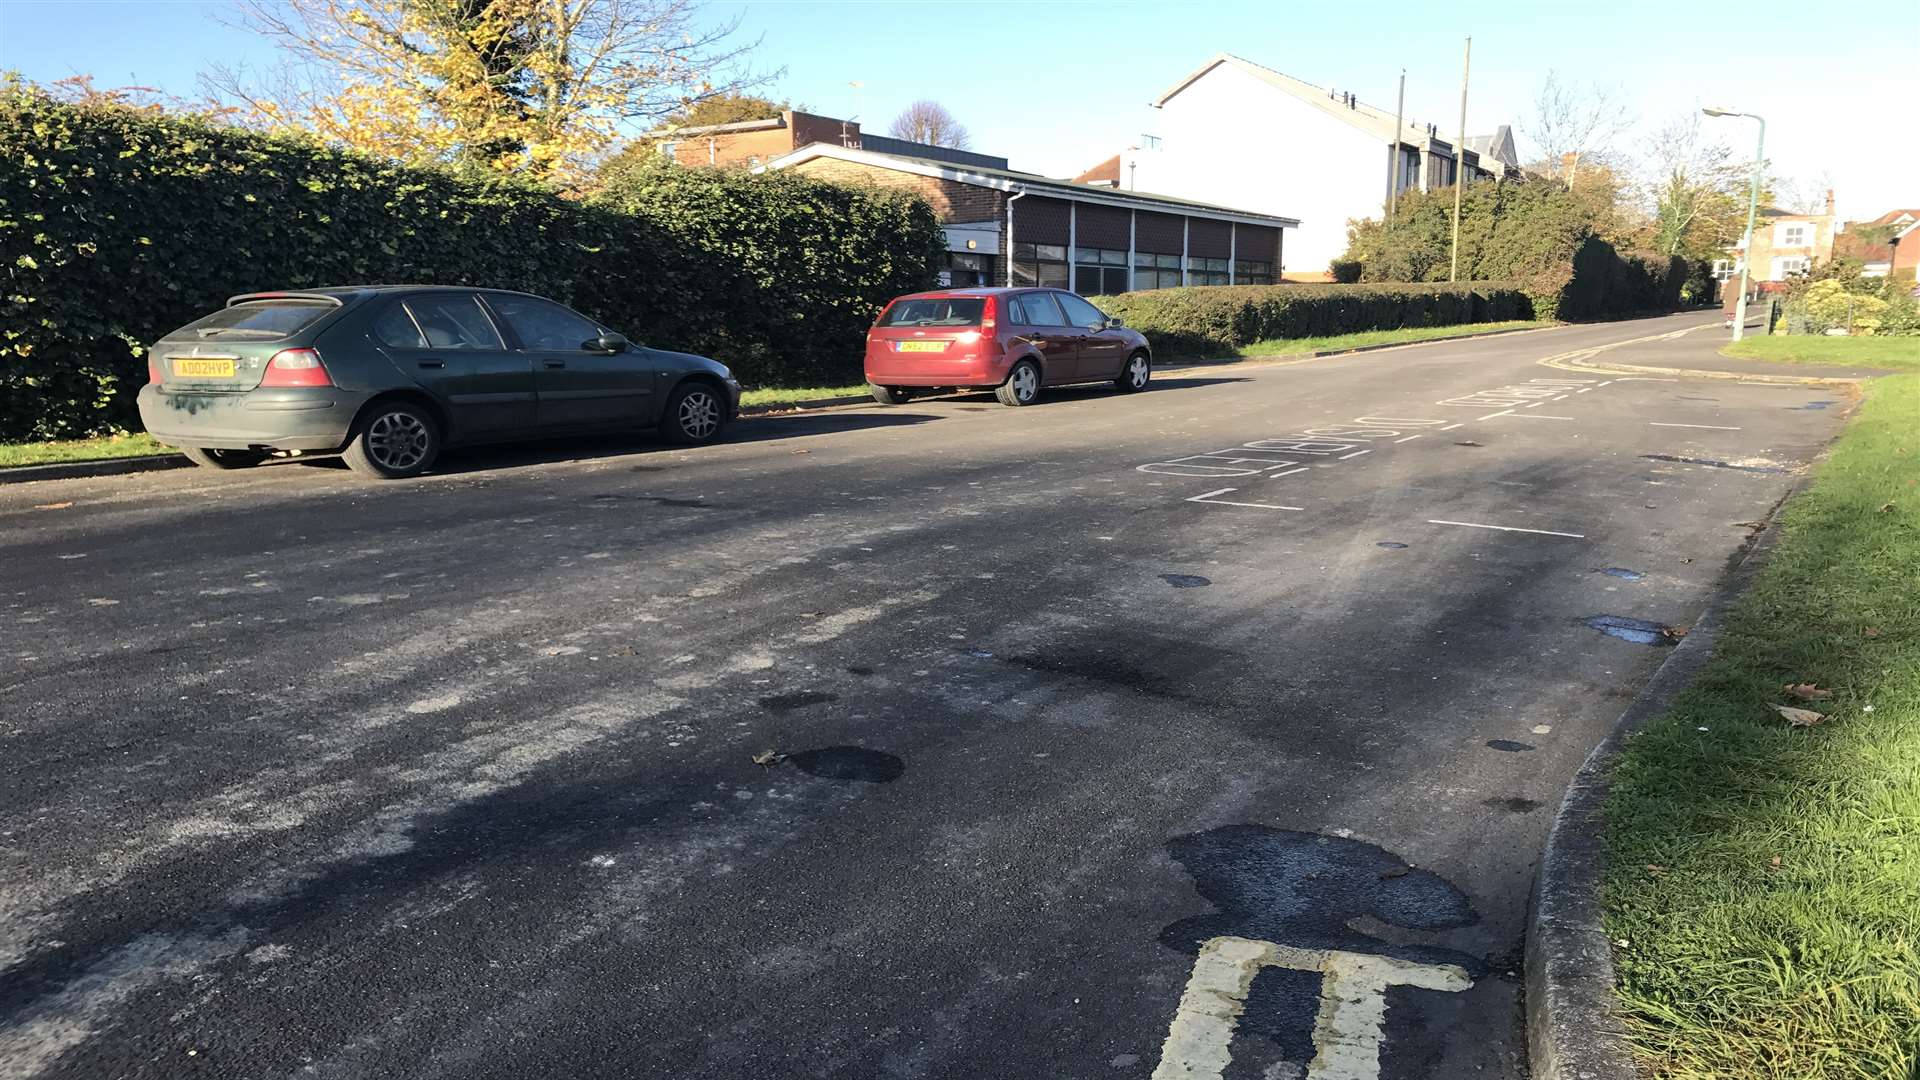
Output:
174 358 237 378
896 341 948 353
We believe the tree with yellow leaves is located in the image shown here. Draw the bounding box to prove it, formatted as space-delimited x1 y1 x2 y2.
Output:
208 0 763 182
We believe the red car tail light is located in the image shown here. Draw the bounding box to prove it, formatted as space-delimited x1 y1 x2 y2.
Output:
980 295 997 331
146 355 164 385
260 348 333 387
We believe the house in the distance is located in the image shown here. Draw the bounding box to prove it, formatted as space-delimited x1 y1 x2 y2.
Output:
654 109 1008 172
1715 192 1838 294
1073 53 1520 280
1833 208 1920 279
765 143 1297 293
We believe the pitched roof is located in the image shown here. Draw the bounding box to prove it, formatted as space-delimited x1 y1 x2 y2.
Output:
1152 52 1465 157
1464 126 1519 168
764 143 1300 228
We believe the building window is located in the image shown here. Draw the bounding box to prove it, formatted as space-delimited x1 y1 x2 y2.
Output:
1773 256 1811 278
1780 223 1809 247
659 141 679 160
1072 246 1129 295
1395 147 1421 194
1234 260 1274 285
1189 256 1231 287
944 251 996 287
1711 259 1735 280
1134 252 1183 290
1012 242 1069 289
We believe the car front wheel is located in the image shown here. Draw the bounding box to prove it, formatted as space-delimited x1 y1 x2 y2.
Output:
1115 351 1151 393
995 360 1041 407
343 400 440 479
662 382 728 444
180 446 269 469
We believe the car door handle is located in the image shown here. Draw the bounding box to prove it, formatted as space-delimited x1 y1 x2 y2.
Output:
416 360 445 369
544 359 567 369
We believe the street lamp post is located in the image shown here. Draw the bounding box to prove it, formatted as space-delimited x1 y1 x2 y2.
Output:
1704 107 1766 341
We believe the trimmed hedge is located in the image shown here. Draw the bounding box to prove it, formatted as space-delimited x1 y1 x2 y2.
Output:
1091 282 1532 357
0 85 944 440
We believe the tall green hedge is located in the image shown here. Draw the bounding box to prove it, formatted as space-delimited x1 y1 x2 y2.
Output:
1092 282 1532 357
0 85 944 440
1341 180 1689 320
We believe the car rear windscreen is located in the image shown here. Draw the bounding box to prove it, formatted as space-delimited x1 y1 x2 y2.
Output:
169 299 336 340
878 298 985 328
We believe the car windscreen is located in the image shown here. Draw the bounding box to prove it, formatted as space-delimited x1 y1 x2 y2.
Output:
167 299 336 341
877 298 985 328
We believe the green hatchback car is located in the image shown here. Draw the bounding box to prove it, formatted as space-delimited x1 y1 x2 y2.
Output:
138 286 742 478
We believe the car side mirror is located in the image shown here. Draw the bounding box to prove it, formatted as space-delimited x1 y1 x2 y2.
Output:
585 331 629 354
1106 316 1125 328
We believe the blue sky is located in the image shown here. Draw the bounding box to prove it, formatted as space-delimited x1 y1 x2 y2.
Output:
3 0 1915 219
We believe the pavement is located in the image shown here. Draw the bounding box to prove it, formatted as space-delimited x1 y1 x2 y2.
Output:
0 313 1854 1080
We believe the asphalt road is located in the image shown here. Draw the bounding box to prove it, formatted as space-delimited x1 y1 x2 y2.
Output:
0 313 1851 1080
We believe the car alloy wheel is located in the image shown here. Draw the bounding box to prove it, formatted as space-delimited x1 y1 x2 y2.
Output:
1125 354 1150 390
367 410 431 471
678 389 721 440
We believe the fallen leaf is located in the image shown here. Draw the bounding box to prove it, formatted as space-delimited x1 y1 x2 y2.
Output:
1772 704 1826 727
1864 627 1882 638
1783 682 1833 700
790 449 810 454
1880 502 1896 513
1732 520 1767 530
750 749 784 767
1645 863 1667 874
1379 865 1411 879
1453 440 1483 447
1769 855 1783 868
1663 625 1690 640
32 502 73 510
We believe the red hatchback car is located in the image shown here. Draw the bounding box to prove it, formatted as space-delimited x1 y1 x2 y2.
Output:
863 287 1152 407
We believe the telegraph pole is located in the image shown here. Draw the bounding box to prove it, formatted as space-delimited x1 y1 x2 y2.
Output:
1449 38 1471 283
1388 70 1405 218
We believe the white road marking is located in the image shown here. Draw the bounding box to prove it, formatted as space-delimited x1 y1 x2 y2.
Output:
1649 422 1742 430
1477 409 1514 420
1268 467 1310 479
1523 402 1545 409
1187 488 1303 511
1504 413 1576 420
1615 377 1679 382
1428 519 1585 538
1440 422 1464 431
1153 936 1472 1080
1595 380 1613 386
1338 449 1373 460
1551 394 1569 401
1393 434 1424 444
1574 387 1594 393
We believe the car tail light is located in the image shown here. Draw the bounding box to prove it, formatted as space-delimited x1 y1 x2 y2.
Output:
146 355 164 386
980 295 997 331
260 348 333 387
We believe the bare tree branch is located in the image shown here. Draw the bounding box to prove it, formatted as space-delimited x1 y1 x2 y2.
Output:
887 100 971 150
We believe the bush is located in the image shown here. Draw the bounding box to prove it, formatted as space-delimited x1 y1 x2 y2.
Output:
1341 180 1688 321
0 84 944 440
1328 259 1362 284
1092 282 1532 357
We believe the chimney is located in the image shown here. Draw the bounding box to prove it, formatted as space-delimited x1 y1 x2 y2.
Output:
1825 189 1835 217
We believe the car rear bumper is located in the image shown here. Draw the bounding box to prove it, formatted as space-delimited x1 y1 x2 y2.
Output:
865 353 1008 387
138 385 369 451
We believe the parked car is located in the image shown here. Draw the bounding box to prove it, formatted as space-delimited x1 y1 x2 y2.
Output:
863 287 1152 407
137 286 740 478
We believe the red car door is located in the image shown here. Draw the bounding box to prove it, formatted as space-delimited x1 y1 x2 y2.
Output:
1010 291 1083 383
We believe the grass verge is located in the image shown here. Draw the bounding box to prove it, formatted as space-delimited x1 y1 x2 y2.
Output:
1601 369 1920 1079
739 385 867 409
1723 335 1920 372
0 432 170 469
1167 319 1548 363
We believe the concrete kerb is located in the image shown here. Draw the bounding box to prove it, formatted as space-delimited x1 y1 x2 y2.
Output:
1160 320 1562 374
0 454 193 485
1524 478 1804 1080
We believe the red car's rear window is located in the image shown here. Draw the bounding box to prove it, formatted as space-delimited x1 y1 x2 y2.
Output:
877 298 984 327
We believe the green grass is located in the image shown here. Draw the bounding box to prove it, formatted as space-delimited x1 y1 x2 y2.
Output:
1207 319 1548 361
0 432 170 469
1602 372 1920 1079
1724 335 1920 371
739 384 867 408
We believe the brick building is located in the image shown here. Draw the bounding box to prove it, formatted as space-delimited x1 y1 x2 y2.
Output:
1716 192 1838 292
1834 208 1920 280
655 109 1008 172
765 143 1298 294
